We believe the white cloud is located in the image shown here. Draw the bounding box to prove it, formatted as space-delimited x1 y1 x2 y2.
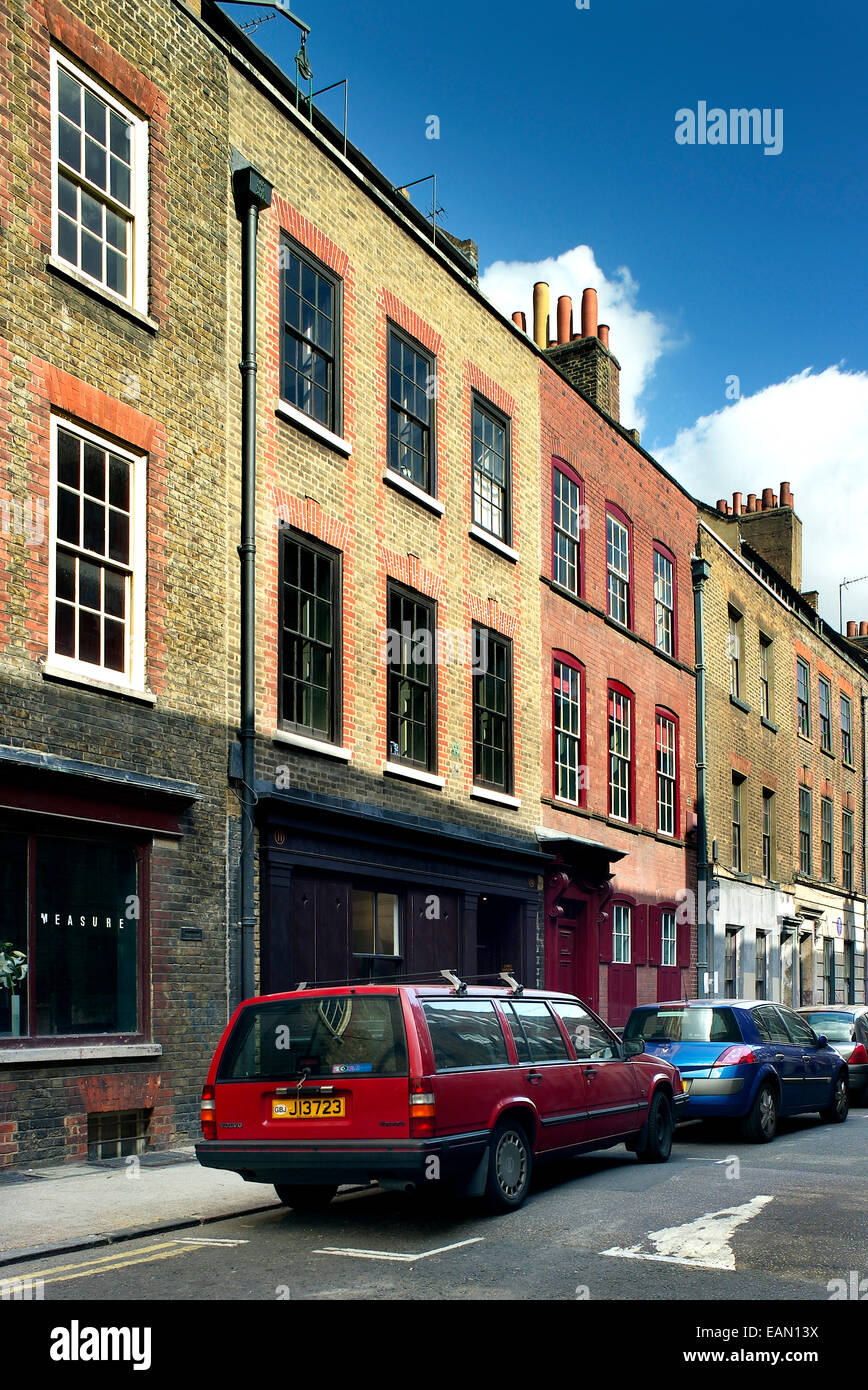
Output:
479 245 670 433
656 366 868 626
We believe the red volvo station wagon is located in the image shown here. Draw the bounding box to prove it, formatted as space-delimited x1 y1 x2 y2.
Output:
196 981 686 1212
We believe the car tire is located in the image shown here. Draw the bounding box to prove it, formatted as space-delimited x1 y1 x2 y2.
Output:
820 1075 849 1124
274 1184 338 1211
635 1090 674 1164
741 1082 778 1143
483 1119 532 1212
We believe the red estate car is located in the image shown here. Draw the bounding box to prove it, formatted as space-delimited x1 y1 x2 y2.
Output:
196 979 686 1212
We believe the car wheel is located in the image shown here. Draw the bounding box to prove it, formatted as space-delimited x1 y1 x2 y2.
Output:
274 1184 338 1211
484 1120 532 1212
820 1075 849 1124
636 1090 674 1164
741 1082 777 1143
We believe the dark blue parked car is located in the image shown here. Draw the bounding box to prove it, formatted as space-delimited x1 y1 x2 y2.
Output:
622 999 849 1142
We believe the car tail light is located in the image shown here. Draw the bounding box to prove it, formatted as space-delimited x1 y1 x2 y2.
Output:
200 1085 217 1141
409 1078 435 1138
672 1069 685 1094
849 1044 868 1065
713 1046 757 1068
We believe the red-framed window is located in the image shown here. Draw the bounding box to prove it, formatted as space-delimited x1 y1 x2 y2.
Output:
655 708 679 838
552 651 585 806
607 681 634 823
653 542 677 658
552 459 583 597
605 504 632 628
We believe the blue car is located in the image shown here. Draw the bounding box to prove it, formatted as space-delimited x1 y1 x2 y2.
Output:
622 999 850 1142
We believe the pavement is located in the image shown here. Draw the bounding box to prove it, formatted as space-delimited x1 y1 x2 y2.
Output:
0 1147 279 1266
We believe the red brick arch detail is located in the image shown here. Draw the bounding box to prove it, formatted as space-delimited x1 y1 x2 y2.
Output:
467 363 516 419
379 290 442 356
731 753 752 778
468 595 517 640
41 362 158 451
271 195 350 278
379 547 444 601
271 487 350 552
36 0 170 322
41 0 165 116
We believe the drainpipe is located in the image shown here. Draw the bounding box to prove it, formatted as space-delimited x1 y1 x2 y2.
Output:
692 554 711 999
232 155 273 1003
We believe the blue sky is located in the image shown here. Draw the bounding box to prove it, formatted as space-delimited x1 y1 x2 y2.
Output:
223 0 868 623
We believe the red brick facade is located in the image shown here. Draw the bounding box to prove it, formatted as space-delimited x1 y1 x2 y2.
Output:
539 361 698 1025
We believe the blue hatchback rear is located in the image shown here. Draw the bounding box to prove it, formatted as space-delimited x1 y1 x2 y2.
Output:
622 999 849 1142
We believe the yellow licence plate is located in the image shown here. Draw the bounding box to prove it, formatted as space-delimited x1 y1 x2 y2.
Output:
271 1097 345 1119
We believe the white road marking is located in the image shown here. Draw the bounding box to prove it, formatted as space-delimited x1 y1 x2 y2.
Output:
314 1238 484 1263
176 1237 250 1247
600 1194 774 1270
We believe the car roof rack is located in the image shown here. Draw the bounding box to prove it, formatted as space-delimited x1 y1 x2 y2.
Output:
440 968 467 996
498 970 524 996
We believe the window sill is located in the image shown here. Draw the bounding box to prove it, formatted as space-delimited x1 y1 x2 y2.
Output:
46 256 158 333
42 662 156 705
276 400 352 456
384 761 444 788
271 728 352 761
761 717 778 733
842 761 856 773
0 1042 162 1065
382 470 444 516
820 746 835 761
469 525 519 564
730 695 750 714
471 786 521 809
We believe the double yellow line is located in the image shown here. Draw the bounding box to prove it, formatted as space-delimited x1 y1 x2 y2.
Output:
7 1239 205 1289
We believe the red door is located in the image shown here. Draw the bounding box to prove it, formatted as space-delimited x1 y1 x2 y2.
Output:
545 889 597 1009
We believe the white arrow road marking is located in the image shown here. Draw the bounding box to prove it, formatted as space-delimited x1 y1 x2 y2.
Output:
314 1238 484 1263
176 1237 250 1247
600 1195 774 1270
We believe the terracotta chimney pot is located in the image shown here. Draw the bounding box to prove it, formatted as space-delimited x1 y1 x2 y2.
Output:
557 295 573 345
598 324 610 348
581 287 598 339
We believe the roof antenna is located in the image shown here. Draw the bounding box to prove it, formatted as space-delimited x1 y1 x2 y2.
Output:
440 968 467 996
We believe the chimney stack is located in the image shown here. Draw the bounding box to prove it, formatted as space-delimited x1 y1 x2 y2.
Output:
721 482 803 589
541 284 620 422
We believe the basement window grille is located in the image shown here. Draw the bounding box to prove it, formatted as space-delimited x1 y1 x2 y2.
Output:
87 1109 150 1160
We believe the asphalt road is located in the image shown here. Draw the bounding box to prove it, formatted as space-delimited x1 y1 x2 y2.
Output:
13 1108 868 1303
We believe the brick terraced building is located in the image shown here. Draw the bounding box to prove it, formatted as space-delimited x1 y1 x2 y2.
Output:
520 285 698 1026
695 491 868 1006
206 0 550 992
0 0 232 1163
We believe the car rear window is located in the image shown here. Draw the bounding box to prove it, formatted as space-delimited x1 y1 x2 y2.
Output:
217 995 408 1080
624 1006 741 1044
800 1011 856 1043
422 1000 509 1070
